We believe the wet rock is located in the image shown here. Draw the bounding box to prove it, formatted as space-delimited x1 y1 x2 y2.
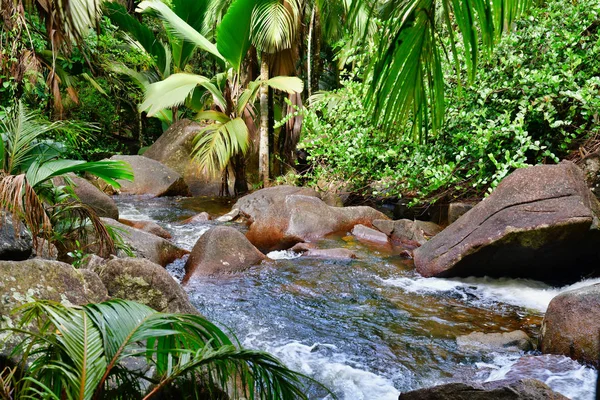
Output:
540 283 600 366
398 379 568 400
456 330 533 353
235 187 388 252
233 185 320 219
0 213 32 261
0 260 108 350
93 258 198 314
109 155 190 197
352 224 390 245
119 218 172 239
143 119 228 196
101 218 188 267
54 174 119 219
183 226 265 281
182 212 211 224
373 219 442 247
414 162 600 283
290 243 357 260
216 209 240 222
447 202 474 224
577 151 600 197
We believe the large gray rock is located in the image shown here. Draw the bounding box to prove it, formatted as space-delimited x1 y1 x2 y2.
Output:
414 162 600 283
540 283 600 366
93 258 197 314
110 155 190 197
183 226 265 282
143 119 228 196
235 187 388 252
101 218 188 267
398 379 568 400
0 214 32 260
0 260 107 349
55 174 119 219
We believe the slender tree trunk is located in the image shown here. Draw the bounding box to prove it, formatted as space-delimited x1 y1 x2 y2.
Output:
259 56 270 187
307 7 315 98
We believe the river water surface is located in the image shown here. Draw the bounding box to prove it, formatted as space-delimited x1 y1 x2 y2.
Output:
115 196 598 400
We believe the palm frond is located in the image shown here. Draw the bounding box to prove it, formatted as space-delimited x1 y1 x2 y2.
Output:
25 159 134 190
365 0 532 140
250 0 301 54
104 2 169 76
192 117 250 177
136 0 224 62
140 73 226 117
265 76 303 94
217 0 254 71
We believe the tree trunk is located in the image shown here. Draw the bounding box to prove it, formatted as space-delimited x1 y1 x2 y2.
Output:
259 56 270 187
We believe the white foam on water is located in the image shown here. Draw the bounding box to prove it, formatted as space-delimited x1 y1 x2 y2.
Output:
166 224 211 250
479 353 597 400
243 334 400 400
382 275 600 312
117 202 152 221
266 250 302 260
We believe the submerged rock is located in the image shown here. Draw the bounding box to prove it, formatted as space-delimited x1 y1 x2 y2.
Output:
143 119 227 196
540 283 600 366
182 212 211 224
456 330 533 353
235 186 387 252
101 218 188 267
93 257 197 314
352 224 390 245
290 243 357 260
183 226 265 281
373 219 442 247
414 162 600 283
398 379 568 399
110 155 190 197
119 218 172 239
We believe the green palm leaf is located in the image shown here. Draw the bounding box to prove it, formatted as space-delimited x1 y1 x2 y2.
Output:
250 0 301 54
365 0 532 140
217 0 254 71
25 159 134 189
104 2 169 76
136 0 224 62
266 76 303 93
140 73 226 116
192 117 250 176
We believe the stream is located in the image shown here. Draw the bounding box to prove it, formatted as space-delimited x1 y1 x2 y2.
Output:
116 195 599 400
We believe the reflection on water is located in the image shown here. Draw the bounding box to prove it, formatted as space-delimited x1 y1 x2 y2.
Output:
114 195 598 400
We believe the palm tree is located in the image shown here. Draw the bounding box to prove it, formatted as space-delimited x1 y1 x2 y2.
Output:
137 0 303 194
0 102 134 255
360 0 532 141
2 299 313 399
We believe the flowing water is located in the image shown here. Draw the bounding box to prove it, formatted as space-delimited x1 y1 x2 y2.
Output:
116 195 599 400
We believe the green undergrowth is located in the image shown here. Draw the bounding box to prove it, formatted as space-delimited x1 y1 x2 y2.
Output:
298 0 600 206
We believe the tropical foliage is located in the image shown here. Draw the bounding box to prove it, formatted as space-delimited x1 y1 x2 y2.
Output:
0 299 311 399
0 102 133 255
300 0 600 205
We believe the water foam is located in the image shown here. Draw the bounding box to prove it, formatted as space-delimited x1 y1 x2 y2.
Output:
244 336 401 400
479 353 597 400
266 250 302 260
382 275 600 312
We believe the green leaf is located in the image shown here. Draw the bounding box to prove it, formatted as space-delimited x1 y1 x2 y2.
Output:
136 0 224 62
26 160 134 189
217 0 254 71
266 76 304 94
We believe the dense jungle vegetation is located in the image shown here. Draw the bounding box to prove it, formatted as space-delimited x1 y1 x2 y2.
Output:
0 0 598 397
